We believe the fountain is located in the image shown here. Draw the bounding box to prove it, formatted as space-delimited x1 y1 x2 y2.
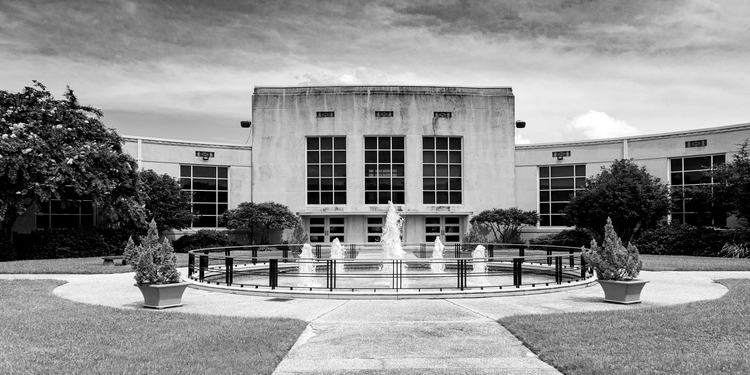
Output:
381 201 407 273
472 245 486 273
329 238 346 275
298 243 319 287
431 236 446 273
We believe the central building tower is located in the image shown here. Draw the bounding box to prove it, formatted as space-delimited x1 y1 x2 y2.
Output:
251 86 516 245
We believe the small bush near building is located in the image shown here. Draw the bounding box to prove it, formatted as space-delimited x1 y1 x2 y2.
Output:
10 228 138 260
530 229 593 248
172 230 238 253
632 222 750 257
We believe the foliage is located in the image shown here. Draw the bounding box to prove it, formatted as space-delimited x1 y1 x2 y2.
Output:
125 220 180 285
583 217 642 281
222 201 298 245
564 159 670 242
138 169 195 232
10 227 138 260
461 226 489 251
172 230 238 253
286 217 309 252
0 81 144 241
719 242 750 258
632 221 748 257
669 184 725 227
709 139 750 226
469 207 539 243
530 229 593 248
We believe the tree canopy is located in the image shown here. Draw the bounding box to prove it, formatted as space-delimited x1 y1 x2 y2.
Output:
0 82 143 240
710 139 750 226
138 169 195 232
469 207 539 243
221 201 298 244
564 159 669 242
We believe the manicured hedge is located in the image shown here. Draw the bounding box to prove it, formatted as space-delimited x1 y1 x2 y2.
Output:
10 227 140 260
632 222 750 257
529 229 593 248
172 230 238 253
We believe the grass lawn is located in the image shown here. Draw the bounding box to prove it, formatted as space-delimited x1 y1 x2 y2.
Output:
0 279 307 375
641 254 750 271
500 279 750 375
0 253 190 274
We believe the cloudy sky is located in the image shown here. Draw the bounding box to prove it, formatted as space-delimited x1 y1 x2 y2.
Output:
1 0 748 144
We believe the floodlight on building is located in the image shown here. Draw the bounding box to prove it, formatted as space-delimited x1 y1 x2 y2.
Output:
515 120 526 128
240 120 252 128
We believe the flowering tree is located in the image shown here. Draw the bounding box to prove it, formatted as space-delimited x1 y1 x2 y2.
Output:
0 82 143 242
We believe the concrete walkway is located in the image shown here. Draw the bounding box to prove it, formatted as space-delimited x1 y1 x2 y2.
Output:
2 270 749 374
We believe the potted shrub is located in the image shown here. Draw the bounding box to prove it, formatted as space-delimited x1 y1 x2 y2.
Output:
123 220 189 309
583 217 648 304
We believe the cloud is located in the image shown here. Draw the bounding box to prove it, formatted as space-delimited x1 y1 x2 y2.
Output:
294 67 396 85
565 110 639 140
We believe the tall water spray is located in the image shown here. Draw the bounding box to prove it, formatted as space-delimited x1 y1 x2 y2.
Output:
381 201 406 273
298 243 319 287
329 238 346 275
472 245 486 274
431 235 446 273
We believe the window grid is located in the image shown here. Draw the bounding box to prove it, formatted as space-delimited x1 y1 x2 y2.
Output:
306 137 347 205
180 165 229 228
423 136 462 205
670 154 726 226
539 165 586 227
36 199 95 229
364 136 405 204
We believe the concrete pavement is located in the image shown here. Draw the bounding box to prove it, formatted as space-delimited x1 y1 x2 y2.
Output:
2 270 748 374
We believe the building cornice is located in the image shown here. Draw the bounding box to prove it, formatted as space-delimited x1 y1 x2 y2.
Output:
254 85 513 97
122 135 252 151
515 123 750 150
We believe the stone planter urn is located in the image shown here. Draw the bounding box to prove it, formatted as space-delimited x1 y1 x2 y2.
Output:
597 279 649 304
137 282 190 309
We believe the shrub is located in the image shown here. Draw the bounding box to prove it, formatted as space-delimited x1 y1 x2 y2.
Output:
125 220 180 285
631 222 746 257
469 208 539 243
172 230 238 253
11 227 140 260
530 229 592 248
719 242 750 258
584 217 642 281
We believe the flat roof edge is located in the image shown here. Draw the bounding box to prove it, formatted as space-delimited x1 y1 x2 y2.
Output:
122 135 252 150
516 122 750 149
253 85 513 96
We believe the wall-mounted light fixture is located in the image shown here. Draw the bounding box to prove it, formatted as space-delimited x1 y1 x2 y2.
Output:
240 120 252 128
552 151 571 161
195 151 215 161
515 120 526 128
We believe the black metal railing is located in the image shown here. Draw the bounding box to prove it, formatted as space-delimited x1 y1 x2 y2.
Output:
186 243 593 294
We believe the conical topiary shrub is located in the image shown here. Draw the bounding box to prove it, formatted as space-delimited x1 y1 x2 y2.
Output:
124 219 181 286
584 217 642 281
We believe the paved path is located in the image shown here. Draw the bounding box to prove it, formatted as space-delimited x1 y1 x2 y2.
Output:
2 270 749 374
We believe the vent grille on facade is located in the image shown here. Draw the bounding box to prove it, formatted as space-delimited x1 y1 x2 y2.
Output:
316 111 335 118
552 151 571 160
685 140 707 148
434 112 452 118
375 111 393 118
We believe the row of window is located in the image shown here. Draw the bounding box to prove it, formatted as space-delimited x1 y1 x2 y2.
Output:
307 136 463 206
34 154 727 229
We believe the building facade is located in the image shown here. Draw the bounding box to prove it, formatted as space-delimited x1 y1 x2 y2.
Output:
10 85 750 243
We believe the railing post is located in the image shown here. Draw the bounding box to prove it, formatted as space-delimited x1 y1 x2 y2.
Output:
348 244 356 259
282 245 289 263
316 244 322 259
569 250 575 268
513 257 522 287
392 260 403 290
487 244 495 262
252 247 258 265
457 259 467 290
188 253 195 277
519 245 525 258
225 256 234 286
326 259 336 290
555 256 563 284
225 248 230 257
269 259 278 289
581 254 587 279
454 244 460 259
546 249 553 266
199 254 207 282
